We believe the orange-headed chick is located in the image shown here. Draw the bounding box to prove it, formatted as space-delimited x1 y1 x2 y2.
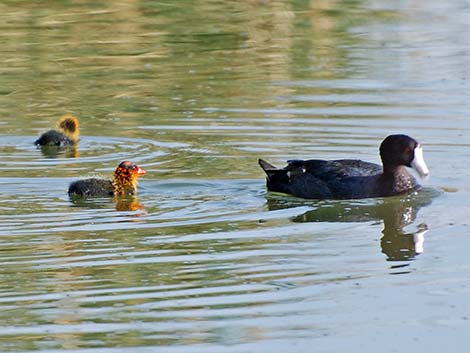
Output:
35 114 80 147
68 161 146 197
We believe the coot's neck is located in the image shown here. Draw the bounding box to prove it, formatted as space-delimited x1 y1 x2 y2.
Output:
380 164 418 195
382 164 406 176
112 174 138 196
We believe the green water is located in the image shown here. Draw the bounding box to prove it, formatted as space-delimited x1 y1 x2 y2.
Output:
1 1 470 352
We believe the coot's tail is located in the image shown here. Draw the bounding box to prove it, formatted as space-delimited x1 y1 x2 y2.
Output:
258 159 290 192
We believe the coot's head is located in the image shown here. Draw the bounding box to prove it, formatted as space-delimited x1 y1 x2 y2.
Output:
112 161 146 195
116 161 146 176
56 114 80 142
379 134 429 178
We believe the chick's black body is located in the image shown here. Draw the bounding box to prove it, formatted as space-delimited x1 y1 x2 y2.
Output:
34 130 75 147
68 179 114 197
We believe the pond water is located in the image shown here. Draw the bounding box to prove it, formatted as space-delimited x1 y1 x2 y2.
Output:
1 1 470 352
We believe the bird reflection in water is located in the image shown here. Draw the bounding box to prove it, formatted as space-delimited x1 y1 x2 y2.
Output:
114 196 146 212
379 205 428 261
37 145 79 158
266 190 434 262
70 195 146 213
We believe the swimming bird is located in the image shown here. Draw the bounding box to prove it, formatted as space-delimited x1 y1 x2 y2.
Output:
35 114 80 147
258 134 429 200
68 161 146 197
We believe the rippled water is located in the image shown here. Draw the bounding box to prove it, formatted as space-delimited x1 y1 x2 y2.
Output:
1 1 470 352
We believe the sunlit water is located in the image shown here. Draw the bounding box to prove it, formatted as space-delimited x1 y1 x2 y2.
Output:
1 1 470 352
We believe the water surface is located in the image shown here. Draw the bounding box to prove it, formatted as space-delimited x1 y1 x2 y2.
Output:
1 1 470 352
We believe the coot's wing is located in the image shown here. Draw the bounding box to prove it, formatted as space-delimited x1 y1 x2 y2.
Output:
259 158 383 199
284 159 382 199
326 159 382 177
259 159 332 198
287 159 382 179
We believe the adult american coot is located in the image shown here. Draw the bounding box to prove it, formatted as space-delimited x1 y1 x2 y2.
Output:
68 161 146 197
258 134 429 200
35 114 80 147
